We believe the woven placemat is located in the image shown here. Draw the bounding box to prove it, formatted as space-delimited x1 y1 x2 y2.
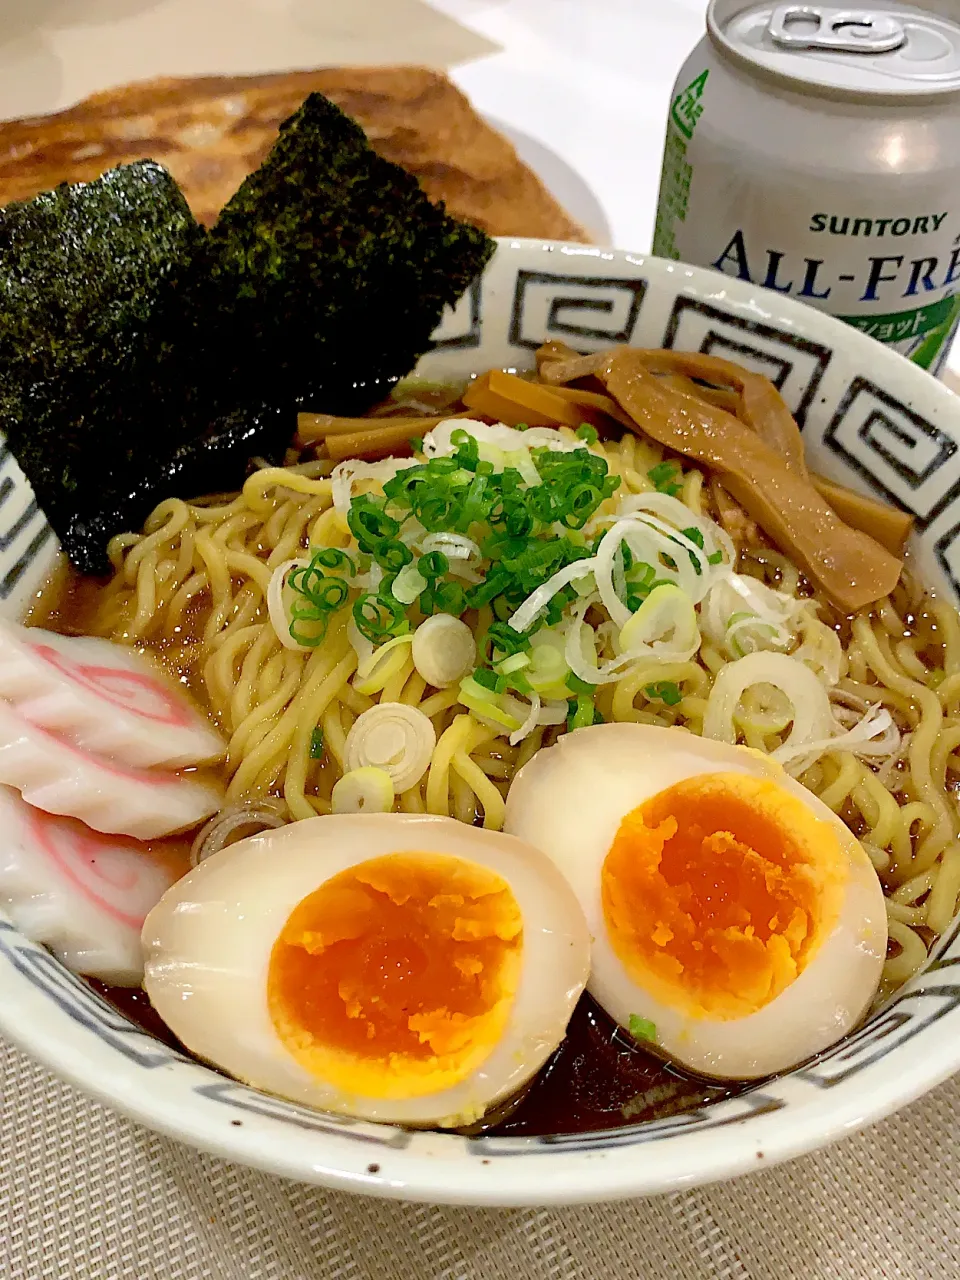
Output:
2 1030 958 1279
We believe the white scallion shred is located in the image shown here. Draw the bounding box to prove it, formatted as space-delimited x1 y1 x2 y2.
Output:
391 560 429 605
704 652 835 757
330 457 417 520
618 583 701 663
422 419 585 461
267 558 312 651
508 559 597 635
418 532 481 563
773 703 899 773
352 635 414 696
703 650 900 776
509 691 542 746
190 801 289 866
700 574 800 661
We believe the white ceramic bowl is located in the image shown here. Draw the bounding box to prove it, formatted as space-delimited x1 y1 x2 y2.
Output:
2 239 960 1206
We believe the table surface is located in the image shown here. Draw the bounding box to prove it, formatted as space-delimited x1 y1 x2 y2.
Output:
3 4 960 1279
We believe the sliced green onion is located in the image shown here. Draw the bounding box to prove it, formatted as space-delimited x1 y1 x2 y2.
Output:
285 551 351 647
352 593 409 644
373 539 413 574
575 424 598 444
496 652 531 676
390 560 428 605
526 639 569 695
502 670 533 695
503 503 536 539
451 428 480 469
310 727 325 759
567 694 596 731
465 567 513 610
628 1014 657 1044
287 617 328 648
347 495 400 551
331 767 395 815
458 677 522 730
648 461 682 497
645 680 683 707
457 473 490 531
487 621 530 658
419 550 450 580
415 490 463 532
566 672 598 695
560 482 603 530
289 574 349 612
311 547 355 574
422 580 465 616
628 561 655 586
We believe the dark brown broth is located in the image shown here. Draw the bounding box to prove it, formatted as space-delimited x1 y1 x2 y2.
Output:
88 979 186 1048
483 995 745 1136
89 979 745 1137
25 557 107 635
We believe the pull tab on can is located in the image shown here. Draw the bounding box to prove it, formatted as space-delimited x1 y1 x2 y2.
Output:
768 5 906 54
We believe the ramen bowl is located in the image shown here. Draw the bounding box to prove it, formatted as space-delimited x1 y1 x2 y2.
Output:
2 239 960 1206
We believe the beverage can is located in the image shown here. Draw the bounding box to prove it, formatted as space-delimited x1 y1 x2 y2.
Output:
653 2 960 376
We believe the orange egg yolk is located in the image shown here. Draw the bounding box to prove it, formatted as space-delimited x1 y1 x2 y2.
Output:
267 852 523 1100
601 772 846 1020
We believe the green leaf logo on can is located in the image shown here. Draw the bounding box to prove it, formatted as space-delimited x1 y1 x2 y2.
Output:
670 70 710 141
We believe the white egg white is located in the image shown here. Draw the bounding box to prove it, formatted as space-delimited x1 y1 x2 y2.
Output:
142 813 590 1125
503 723 887 1080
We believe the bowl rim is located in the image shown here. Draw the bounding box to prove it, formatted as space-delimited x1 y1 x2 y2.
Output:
4 237 960 1206
3 926 958 1206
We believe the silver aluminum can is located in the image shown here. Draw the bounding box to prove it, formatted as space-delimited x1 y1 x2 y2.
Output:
653 1 960 375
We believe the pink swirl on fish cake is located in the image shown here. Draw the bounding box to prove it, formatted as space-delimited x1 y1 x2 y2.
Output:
24 804 183 929
27 642 193 727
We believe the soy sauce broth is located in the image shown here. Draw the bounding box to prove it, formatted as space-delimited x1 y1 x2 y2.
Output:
90 980 745 1136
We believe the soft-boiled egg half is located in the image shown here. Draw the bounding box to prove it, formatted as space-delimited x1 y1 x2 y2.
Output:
503 723 886 1080
143 813 589 1126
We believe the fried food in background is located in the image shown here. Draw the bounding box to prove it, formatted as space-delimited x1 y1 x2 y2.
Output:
0 65 590 241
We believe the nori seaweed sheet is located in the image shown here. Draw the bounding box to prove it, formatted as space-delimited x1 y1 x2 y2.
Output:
0 163 199 542
204 92 495 415
0 162 287 572
0 94 495 573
